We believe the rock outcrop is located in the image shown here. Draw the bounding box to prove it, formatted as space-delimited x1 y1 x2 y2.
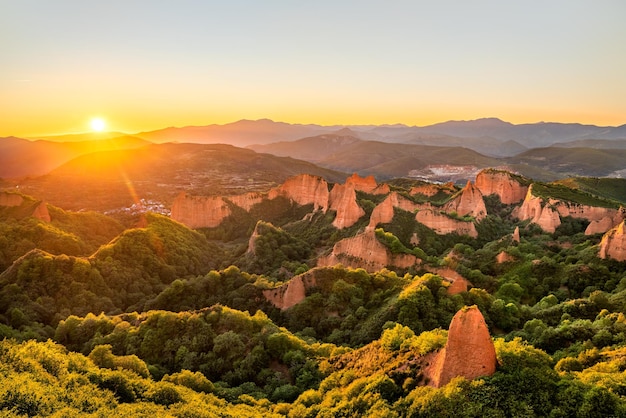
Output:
0 192 24 207
268 174 330 212
599 221 626 261
263 273 317 310
496 251 515 264
513 185 625 235
428 268 471 295
171 193 232 229
415 209 478 237
227 192 264 212
329 183 365 229
550 200 624 235
368 192 421 230
318 230 418 272
512 185 561 233
0 192 50 222
512 226 520 243
475 169 528 204
427 306 497 387
345 173 389 194
32 201 51 222
410 182 456 198
443 181 487 221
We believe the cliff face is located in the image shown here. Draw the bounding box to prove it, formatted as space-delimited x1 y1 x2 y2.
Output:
0 192 24 207
475 169 528 204
599 221 626 261
317 230 418 272
263 273 317 310
32 201 51 222
329 183 365 229
550 200 624 235
268 174 330 211
428 268 471 295
171 192 232 229
345 173 388 194
443 181 487 221
410 182 456 198
513 185 624 235
368 192 421 230
512 186 561 233
427 306 497 388
227 192 264 212
415 209 478 238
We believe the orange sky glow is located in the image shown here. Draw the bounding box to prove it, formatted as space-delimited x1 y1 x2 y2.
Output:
2 1 625 137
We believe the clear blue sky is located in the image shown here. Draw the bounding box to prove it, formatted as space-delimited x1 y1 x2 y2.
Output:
2 0 625 136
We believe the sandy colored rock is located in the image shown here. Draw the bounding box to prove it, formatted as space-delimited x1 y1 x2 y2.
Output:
227 192 264 212
171 192 232 229
599 221 626 261
512 185 561 233
427 306 496 387
428 267 471 295
263 273 317 310
344 173 383 194
32 201 51 222
512 226 520 243
475 169 528 204
329 183 365 229
318 230 418 272
586 216 618 235
410 182 456 198
496 251 515 264
0 192 24 207
443 181 487 221
268 174 329 211
415 209 478 237
368 192 422 230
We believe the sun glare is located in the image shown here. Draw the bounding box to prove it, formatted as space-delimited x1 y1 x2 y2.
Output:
90 118 106 132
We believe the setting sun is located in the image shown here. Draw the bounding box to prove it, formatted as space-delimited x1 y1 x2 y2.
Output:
90 118 106 132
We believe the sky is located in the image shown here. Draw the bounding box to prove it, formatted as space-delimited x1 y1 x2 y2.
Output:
2 0 625 136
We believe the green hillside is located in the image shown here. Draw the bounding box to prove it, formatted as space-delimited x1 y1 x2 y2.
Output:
556 177 626 205
2 170 626 416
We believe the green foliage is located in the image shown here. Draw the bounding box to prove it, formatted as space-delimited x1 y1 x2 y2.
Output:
532 182 621 209
242 221 311 277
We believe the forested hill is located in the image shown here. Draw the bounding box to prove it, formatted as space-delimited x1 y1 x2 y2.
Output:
1 169 626 416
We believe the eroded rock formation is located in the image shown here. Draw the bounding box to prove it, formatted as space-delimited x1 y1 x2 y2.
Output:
428 268 471 295
318 230 418 272
512 226 520 243
263 273 317 310
410 182 456 198
345 173 389 195
0 192 24 207
496 251 515 264
475 169 528 204
427 306 497 387
368 192 422 230
512 185 561 233
550 200 624 235
171 193 232 229
32 201 51 222
227 192 264 212
329 183 365 229
268 174 330 212
415 209 478 237
443 181 487 221
599 221 626 261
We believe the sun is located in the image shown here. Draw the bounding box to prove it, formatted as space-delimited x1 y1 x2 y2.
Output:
90 118 106 132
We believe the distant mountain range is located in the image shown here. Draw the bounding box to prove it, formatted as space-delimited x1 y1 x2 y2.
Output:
1 117 625 182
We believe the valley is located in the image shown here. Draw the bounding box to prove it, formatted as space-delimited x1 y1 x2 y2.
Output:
2 133 626 415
